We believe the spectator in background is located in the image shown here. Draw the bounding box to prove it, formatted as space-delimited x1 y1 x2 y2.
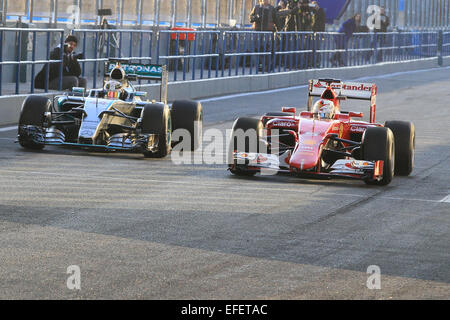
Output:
298 0 314 31
250 0 277 32
284 0 314 32
250 0 276 72
375 7 390 62
311 1 326 32
330 13 361 67
35 35 86 90
375 6 390 33
284 0 300 31
275 0 289 32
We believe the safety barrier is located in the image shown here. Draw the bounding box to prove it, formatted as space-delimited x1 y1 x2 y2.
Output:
221 31 273 77
0 29 447 97
442 32 450 57
156 29 220 82
0 27 65 96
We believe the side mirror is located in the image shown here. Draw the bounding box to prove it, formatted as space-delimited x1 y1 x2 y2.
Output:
348 112 364 118
71 87 85 97
135 91 148 98
282 107 297 114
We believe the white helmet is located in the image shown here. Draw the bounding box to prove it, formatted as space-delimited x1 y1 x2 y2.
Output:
313 99 336 120
104 80 123 99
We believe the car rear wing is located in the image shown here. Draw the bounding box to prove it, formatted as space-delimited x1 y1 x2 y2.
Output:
308 79 378 123
105 59 169 104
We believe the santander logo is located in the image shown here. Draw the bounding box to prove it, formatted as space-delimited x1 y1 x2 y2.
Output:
342 84 371 92
314 81 371 92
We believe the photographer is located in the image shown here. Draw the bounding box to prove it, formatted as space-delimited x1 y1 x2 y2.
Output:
250 0 276 32
284 0 313 31
35 35 87 90
298 0 314 31
284 0 299 31
275 0 289 32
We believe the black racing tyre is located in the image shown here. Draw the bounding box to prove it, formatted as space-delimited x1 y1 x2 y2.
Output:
385 121 415 176
18 95 51 150
362 127 395 186
141 103 171 158
171 100 203 151
228 117 264 176
262 112 292 126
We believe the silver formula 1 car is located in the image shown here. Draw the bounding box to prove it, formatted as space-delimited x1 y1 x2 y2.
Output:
17 59 202 158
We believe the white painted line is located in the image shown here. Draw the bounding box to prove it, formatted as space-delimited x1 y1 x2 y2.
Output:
440 194 450 203
0 126 16 132
0 168 444 204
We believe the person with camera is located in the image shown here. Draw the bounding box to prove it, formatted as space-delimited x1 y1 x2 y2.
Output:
283 0 299 32
35 35 87 90
250 0 277 32
298 0 314 31
275 0 289 32
283 0 312 32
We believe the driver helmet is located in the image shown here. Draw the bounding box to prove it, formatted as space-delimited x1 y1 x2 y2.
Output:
313 99 336 120
104 80 123 99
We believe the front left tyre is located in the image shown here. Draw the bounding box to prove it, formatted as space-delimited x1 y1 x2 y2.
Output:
18 96 51 150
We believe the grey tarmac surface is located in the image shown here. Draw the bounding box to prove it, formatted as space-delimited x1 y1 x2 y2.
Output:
0 66 449 299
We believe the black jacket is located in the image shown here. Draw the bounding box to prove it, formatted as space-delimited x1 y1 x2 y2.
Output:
374 14 390 32
313 8 326 32
35 45 82 89
250 4 276 31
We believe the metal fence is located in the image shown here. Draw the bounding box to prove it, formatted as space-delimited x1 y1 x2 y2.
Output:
0 27 65 95
0 28 447 96
442 31 450 57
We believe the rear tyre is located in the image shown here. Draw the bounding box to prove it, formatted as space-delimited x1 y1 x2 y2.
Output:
228 117 264 176
362 127 395 186
141 103 171 158
171 100 203 151
18 96 51 150
385 121 415 176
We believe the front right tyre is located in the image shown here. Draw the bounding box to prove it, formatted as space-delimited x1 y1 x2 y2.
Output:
385 121 415 176
362 127 395 186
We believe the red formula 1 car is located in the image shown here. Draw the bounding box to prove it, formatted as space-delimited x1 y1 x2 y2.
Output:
228 79 415 185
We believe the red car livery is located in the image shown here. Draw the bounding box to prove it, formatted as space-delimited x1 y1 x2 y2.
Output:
228 79 415 185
